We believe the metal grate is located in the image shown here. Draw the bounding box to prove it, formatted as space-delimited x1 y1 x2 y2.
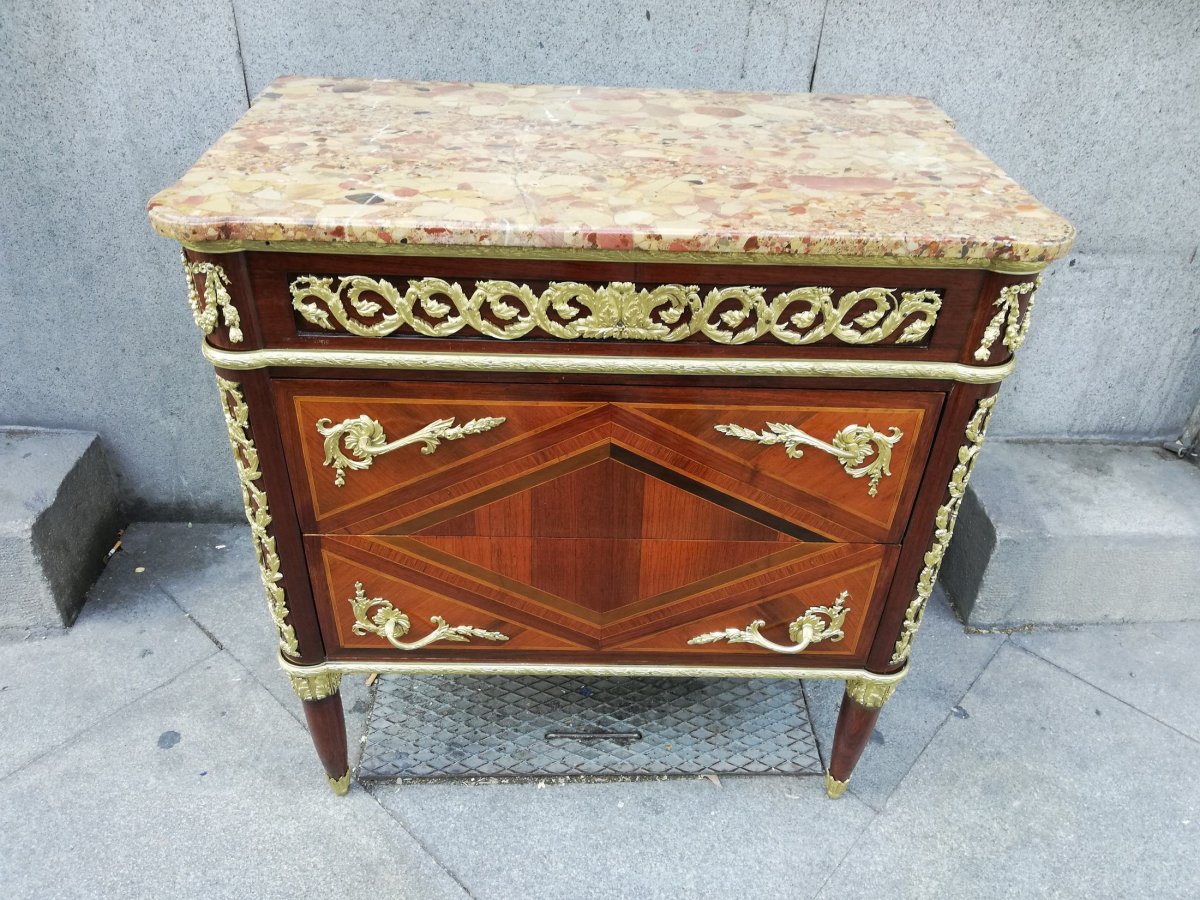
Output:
359 674 822 781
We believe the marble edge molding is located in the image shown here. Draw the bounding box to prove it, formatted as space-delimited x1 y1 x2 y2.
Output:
201 339 1018 384
275 649 911 684
175 237 1060 274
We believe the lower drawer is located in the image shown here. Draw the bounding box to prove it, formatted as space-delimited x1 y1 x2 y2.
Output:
306 534 898 667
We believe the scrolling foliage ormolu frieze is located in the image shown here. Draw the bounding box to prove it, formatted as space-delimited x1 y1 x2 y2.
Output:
290 275 942 346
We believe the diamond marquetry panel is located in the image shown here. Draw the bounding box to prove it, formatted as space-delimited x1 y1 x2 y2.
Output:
621 401 932 533
289 392 600 524
407 538 799 618
307 534 896 664
417 457 794 542
274 380 942 543
282 379 916 666
314 545 581 652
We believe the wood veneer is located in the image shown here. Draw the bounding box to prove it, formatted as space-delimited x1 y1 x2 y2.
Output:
273 379 943 543
196 247 1039 796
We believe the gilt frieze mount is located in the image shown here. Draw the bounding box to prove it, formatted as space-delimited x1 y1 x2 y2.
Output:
291 275 942 346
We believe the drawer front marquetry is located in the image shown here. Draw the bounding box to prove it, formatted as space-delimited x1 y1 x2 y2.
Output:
275 381 942 543
306 535 897 665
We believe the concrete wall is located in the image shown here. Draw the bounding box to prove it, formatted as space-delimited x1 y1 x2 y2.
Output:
2 0 1197 519
0 2 249 519
811 0 1200 440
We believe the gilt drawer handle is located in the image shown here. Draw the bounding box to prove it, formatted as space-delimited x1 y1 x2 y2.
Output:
714 421 902 497
349 581 510 651
315 414 506 486
688 591 850 654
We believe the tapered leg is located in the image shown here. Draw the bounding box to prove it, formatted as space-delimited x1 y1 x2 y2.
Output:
288 671 351 795
825 677 899 799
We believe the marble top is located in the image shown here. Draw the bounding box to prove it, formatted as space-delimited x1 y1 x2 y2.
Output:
148 76 1074 267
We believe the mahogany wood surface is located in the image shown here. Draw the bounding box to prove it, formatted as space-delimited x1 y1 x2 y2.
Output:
306 533 898 666
192 245 1041 790
301 693 349 783
273 379 943 544
828 688 884 784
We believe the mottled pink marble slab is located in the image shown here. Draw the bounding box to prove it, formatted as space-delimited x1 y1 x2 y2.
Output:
148 76 1073 266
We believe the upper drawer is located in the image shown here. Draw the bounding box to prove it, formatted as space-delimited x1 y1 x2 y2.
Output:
242 251 990 363
272 380 942 543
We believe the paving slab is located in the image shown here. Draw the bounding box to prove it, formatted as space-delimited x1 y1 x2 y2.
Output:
370 772 874 900
1014 620 1200 742
0 542 217 779
804 585 1006 807
8 521 1194 899
118 522 375 763
0 652 468 900
815 643 1200 899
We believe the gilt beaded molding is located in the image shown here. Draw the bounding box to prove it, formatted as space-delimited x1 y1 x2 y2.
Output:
183 251 243 343
203 340 1017 383
291 274 942 346
891 394 999 665
278 650 912 686
215 376 299 658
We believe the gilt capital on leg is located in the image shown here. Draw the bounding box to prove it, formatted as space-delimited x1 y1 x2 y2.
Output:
845 676 899 710
287 670 343 702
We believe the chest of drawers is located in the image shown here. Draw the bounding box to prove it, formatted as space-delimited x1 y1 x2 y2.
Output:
149 77 1072 797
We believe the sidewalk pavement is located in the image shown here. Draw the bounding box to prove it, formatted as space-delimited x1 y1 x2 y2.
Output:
1 523 1196 899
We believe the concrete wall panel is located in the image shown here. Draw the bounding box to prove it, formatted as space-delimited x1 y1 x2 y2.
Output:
0 1 250 518
232 0 825 97
1 0 1196 517
812 0 1200 438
